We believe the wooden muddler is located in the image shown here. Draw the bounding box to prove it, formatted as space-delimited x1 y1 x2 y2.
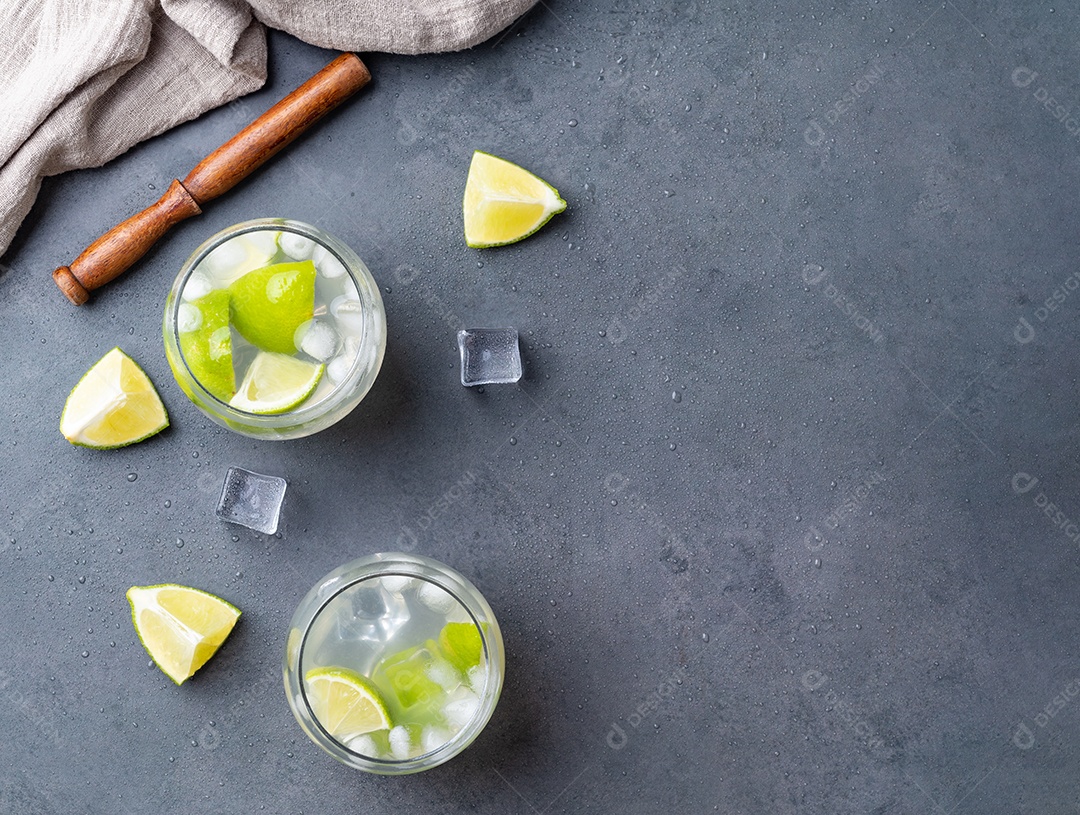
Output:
52 53 371 305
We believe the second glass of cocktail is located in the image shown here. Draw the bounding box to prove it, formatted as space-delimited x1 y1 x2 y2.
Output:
284 553 504 774
163 218 385 440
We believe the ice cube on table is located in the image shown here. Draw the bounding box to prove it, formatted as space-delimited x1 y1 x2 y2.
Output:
336 581 410 644
457 328 522 386
215 467 286 535
421 725 452 754
295 320 340 362
279 231 315 261
417 581 457 614
312 245 347 279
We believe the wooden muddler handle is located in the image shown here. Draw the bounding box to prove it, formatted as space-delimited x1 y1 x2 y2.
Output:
53 53 371 305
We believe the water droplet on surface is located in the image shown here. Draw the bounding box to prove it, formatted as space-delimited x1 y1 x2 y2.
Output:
78 576 86 584
81 651 89 658
164 500 171 508
175 538 184 549
509 437 517 445
671 391 681 403
702 633 710 643
126 473 137 482
47 575 54 582
568 119 578 127
812 558 822 568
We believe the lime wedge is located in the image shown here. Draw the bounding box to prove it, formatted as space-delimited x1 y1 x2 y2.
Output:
305 667 392 739
229 351 323 414
463 150 567 248
177 289 234 400
126 584 240 685
60 348 168 448
438 622 484 673
229 261 316 353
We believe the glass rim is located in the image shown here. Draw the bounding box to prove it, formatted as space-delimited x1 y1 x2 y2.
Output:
164 218 376 427
284 553 505 774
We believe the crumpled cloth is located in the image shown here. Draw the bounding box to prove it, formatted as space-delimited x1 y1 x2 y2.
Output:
0 0 533 256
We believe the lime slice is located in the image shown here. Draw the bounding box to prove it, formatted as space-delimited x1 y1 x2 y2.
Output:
463 150 567 248
305 667 392 739
177 289 234 400
229 351 323 414
60 348 169 448
229 260 316 353
126 584 240 685
438 622 484 673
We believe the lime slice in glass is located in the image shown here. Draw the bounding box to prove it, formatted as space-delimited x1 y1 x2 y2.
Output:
305 667 392 740
228 351 323 414
229 260 316 353
177 289 234 400
438 621 484 673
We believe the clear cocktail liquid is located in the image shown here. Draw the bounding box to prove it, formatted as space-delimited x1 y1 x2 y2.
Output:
301 575 488 761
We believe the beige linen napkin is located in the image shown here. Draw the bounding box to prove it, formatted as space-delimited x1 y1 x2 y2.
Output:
0 0 533 256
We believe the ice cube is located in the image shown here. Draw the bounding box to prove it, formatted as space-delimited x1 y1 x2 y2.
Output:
467 664 485 693
176 303 202 333
388 725 419 760
347 733 380 757
200 233 275 285
426 659 461 693
336 581 410 644
326 355 352 384
331 295 365 334
181 270 213 302
421 726 452 754
313 245 347 279
443 689 480 729
279 232 315 261
417 581 457 614
381 575 416 593
457 328 522 386
214 467 286 535
296 320 340 362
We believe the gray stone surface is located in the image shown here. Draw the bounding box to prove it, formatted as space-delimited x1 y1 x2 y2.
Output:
1 1 1078 812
